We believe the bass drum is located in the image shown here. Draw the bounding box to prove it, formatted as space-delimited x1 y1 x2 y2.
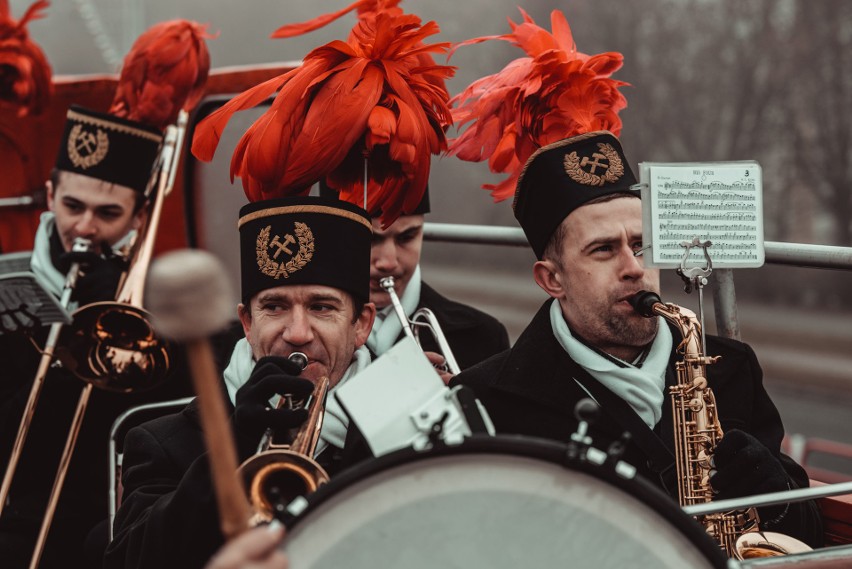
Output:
282 435 727 569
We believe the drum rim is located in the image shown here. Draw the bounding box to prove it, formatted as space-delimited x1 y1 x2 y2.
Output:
285 434 728 568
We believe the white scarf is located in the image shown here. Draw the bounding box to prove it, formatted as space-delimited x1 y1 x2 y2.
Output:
366 264 421 356
30 212 67 299
550 300 672 428
222 338 372 457
29 211 136 309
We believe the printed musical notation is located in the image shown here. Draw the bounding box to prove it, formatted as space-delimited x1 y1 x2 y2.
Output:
639 162 765 269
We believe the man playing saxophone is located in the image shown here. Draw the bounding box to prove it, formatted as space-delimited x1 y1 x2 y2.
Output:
451 131 823 548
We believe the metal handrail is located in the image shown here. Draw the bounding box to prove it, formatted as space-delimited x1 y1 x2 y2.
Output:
422 222 852 270
683 481 852 517
423 222 852 343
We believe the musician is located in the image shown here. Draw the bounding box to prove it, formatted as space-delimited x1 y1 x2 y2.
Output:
451 131 823 547
0 108 198 567
321 181 510 381
105 196 376 569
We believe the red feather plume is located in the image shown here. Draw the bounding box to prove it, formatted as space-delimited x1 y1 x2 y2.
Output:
191 11 454 227
109 19 213 131
0 0 52 117
271 0 403 40
448 8 629 202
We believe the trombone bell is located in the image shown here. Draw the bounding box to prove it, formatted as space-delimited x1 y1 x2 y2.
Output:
57 302 170 393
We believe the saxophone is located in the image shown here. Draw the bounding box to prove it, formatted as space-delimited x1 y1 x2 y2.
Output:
629 291 811 559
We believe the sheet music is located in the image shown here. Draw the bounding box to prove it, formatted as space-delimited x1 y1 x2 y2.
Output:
0 271 70 333
639 162 765 269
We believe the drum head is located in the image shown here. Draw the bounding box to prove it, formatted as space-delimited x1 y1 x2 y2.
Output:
283 436 727 569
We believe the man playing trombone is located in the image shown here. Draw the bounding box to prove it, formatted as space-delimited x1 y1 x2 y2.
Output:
0 20 214 567
0 108 192 567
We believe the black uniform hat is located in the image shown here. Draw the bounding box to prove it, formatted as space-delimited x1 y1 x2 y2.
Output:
238 196 372 304
318 179 430 217
54 105 163 193
513 131 639 260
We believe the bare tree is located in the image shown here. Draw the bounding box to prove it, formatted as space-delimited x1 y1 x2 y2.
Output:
789 0 852 246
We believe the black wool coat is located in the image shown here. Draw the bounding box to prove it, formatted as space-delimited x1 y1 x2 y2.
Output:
451 299 823 548
104 388 363 569
0 314 243 568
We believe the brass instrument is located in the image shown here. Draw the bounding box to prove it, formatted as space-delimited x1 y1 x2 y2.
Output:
629 290 811 560
238 352 331 525
0 237 93 518
19 111 187 569
58 111 188 392
379 276 461 374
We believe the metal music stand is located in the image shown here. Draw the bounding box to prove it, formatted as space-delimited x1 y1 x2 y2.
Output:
676 237 714 354
0 271 71 334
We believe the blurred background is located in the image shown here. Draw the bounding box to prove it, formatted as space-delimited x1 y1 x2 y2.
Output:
11 0 852 476
17 0 852 305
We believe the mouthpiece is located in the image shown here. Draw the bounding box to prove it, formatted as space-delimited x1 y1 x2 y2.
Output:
288 352 308 371
628 291 662 318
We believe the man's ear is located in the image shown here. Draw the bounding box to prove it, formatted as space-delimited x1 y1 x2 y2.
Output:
131 204 148 231
353 302 377 349
237 303 252 342
533 259 566 299
45 179 55 211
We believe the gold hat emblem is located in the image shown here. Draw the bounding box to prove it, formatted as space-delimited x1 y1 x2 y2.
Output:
563 142 624 186
67 124 109 169
256 222 315 279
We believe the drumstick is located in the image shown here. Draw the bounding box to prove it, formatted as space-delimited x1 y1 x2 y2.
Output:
145 249 251 539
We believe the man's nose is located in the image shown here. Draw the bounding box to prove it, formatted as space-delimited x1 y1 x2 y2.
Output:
282 308 314 345
619 246 645 279
74 212 98 238
372 241 399 273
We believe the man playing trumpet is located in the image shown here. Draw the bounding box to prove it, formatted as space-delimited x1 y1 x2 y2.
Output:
106 196 376 569
321 182 510 384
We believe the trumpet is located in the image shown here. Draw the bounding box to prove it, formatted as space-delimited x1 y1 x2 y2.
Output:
10 111 187 569
238 352 330 525
379 276 461 375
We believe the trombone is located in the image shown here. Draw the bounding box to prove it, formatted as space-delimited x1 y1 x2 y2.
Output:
1 111 187 569
379 276 461 375
0 237 93 517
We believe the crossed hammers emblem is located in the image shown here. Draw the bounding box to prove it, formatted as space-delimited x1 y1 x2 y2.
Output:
75 131 98 155
269 233 296 258
580 152 609 175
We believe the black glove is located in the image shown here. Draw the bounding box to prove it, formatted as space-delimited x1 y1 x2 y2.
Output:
711 429 789 520
62 242 128 306
233 356 315 461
